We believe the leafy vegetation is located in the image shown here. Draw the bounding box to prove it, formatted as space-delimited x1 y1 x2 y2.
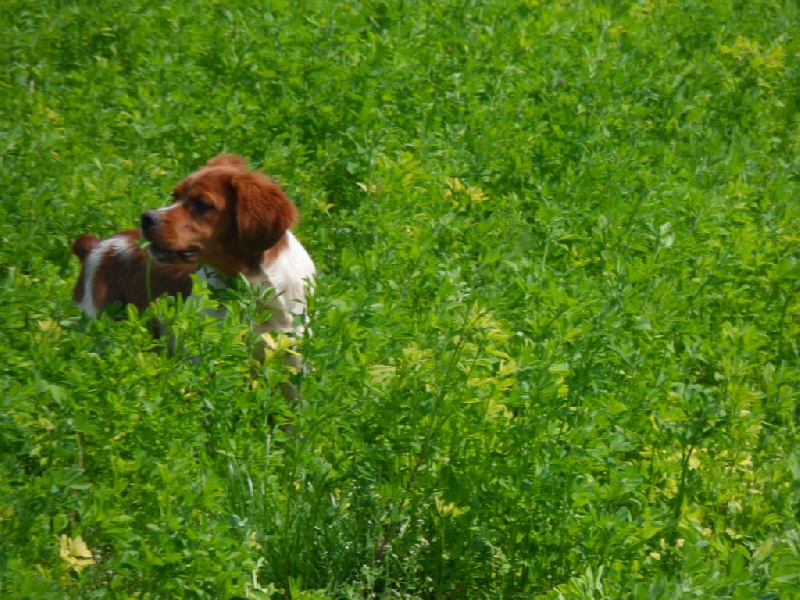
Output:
1 0 799 597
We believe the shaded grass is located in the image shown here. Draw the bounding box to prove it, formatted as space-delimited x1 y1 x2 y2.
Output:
1 0 799 597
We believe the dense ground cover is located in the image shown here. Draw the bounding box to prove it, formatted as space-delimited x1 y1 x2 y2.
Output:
1 0 799 597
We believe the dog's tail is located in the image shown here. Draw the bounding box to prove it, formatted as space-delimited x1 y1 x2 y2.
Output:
71 235 101 262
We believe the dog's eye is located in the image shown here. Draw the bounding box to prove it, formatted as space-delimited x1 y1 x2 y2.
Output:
194 199 214 214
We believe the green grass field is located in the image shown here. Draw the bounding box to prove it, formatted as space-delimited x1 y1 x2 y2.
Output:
2 0 799 597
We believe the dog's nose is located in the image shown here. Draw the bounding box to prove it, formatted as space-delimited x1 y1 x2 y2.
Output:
141 211 160 233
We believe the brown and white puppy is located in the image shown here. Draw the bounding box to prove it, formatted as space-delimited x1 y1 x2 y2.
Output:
73 154 314 327
72 155 315 395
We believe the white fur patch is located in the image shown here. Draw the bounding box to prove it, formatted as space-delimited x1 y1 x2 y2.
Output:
252 231 316 336
198 231 315 336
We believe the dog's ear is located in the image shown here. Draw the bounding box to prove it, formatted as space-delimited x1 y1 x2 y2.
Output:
206 153 248 169
72 235 101 262
233 172 298 253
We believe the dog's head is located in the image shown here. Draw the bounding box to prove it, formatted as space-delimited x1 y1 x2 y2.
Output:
141 154 298 276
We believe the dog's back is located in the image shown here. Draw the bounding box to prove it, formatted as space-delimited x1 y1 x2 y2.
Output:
72 229 193 316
